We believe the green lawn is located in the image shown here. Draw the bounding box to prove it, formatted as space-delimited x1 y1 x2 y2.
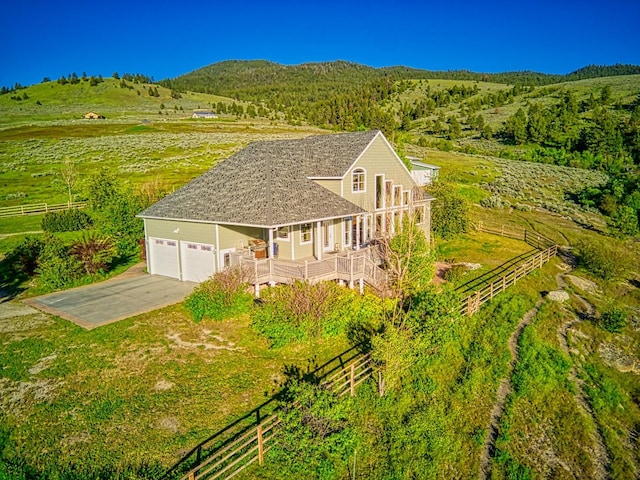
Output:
0 304 352 475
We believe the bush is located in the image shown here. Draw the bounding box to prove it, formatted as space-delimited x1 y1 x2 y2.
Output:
70 233 117 275
184 267 253 322
575 238 628 280
36 235 82 290
253 281 381 348
3 236 44 276
597 306 628 333
41 209 92 232
444 264 466 283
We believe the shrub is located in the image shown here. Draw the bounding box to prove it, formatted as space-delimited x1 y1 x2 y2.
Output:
70 233 117 275
253 281 381 348
41 208 92 232
3 236 44 276
597 306 627 333
184 266 253 322
36 235 82 290
444 264 466 283
574 238 628 280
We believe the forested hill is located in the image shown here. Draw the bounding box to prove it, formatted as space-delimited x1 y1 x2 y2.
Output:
160 60 640 98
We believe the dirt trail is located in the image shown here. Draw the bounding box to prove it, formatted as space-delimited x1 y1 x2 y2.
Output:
479 299 543 479
555 263 610 480
480 248 611 479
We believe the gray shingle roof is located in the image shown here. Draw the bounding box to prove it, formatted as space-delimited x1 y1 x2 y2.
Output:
139 130 381 227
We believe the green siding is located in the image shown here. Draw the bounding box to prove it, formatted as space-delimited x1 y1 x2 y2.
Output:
218 224 264 250
145 218 216 244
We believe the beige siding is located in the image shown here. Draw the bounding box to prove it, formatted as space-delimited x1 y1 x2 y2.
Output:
341 135 416 212
312 179 342 196
218 225 264 250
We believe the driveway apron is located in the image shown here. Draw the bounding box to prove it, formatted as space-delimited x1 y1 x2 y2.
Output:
25 274 196 329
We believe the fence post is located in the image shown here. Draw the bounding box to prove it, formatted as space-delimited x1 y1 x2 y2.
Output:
189 472 195 480
490 281 494 299
350 363 356 397
475 291 480 312
257 424 264 466
467 295 472 316
378 371 385 397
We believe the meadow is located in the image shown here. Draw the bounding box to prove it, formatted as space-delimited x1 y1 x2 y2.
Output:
1 74 639 478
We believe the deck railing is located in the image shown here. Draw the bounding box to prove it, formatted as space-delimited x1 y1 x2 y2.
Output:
232 247 387 291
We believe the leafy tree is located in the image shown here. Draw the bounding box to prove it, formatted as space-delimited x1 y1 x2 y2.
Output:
112 72 119 79
428 181 470 239
447 116 461 140
503 108 528 144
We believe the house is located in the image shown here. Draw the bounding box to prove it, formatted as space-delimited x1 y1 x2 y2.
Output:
83 112 105 120
138 130 434 290
192 110 218 119
408 157 440 186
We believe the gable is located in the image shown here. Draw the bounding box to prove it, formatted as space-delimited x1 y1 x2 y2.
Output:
340 134 417 209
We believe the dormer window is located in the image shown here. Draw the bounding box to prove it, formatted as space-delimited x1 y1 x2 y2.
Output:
352 168 366 193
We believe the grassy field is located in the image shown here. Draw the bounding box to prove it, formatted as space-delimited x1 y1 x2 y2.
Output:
0 302 352 474
0 121 323 207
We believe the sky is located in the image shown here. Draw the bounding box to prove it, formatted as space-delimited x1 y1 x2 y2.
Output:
1 0 639 88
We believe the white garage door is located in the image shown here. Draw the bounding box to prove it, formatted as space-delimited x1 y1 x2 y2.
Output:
180 241 215 282
149 238 179 279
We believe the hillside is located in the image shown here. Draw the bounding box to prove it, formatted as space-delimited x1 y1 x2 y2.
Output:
0 77 247 128
162 60 640 97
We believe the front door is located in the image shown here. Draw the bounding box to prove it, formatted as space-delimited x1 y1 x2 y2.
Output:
322 220 334 252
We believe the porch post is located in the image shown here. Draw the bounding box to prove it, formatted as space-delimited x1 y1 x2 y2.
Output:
355 216 361 251
316 221 322 261
268 228 274 258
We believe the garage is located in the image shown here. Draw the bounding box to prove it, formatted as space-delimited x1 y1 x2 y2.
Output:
148 238 179 279
180 241 216 282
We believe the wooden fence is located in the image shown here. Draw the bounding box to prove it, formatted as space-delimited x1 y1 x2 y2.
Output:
458 225 558 316
0 201 86 218
170 348 374 480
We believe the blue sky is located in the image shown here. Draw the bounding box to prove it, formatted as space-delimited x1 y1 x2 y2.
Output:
1 0 639 87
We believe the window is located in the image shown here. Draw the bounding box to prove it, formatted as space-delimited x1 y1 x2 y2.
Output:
300 223 312 244
277 226 290 241
394 186 402 206
352 168 365 193
344 218 351 247
415 206 424 225
403 191 409 206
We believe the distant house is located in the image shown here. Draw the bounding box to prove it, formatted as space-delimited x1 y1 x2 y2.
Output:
83 112 105 120
408 157 440 186
138 130 434 288
192 111 218 119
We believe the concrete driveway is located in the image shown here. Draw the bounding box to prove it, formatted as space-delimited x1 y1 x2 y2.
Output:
25 270 197 329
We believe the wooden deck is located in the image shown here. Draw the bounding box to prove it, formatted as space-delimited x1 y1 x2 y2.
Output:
230 247 388 292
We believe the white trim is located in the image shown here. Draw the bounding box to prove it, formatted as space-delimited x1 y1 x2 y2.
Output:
138 213 365 230
351 167 366 194
300 222 312 245
375 174 385 210
215 223 220 272
340 131 380 180
276 225 290 241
